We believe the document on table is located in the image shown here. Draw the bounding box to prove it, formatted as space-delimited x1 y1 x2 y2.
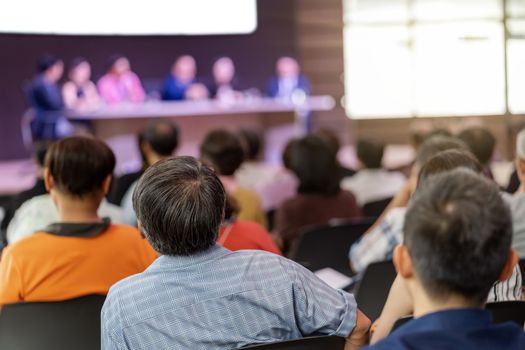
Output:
314 268 354 289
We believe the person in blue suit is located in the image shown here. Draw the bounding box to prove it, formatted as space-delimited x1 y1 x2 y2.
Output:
161 55 208 101
267 56 310 100
29 55 72 141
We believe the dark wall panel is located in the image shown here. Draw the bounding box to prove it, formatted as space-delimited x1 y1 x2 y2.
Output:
0 0 297 160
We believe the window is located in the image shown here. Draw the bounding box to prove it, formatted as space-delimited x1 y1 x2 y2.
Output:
344 0 514 119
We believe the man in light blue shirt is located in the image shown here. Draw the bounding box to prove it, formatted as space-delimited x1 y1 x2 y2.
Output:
101 156 370 350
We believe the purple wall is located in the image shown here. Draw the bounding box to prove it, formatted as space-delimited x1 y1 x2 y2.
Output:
0 0 297 160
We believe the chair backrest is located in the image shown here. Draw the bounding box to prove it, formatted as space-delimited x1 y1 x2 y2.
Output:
354 260 397 321
485 301 525 326
0 294 106 350
362 197 393 218
241 336 345 350
289 219 374 276
391 315 414 332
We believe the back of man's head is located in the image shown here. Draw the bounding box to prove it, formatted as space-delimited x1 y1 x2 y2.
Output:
133 156 225 256
457 127 496 166
404 169 513 305
415 136 467 169
200 129 244 176
142 120 179 157
356 138 384 169
238 128 262 161
45 136 116 197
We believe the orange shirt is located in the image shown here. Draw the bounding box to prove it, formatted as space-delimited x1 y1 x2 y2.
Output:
218 220 282 255
0 224 157 304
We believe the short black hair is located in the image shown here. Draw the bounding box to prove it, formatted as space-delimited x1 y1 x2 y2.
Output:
458 127 496 166
132 156 226 256
315 128 342 156
288 135 340 196
37 54 61 73
45 136 115 197
237 128 262 161
69 57 88 72
33 141 52 167
200 129 244 176
142 119 179 157
417 149 482 189
404 169 512 305
356 138 384 169
415 136 467 168
106 54 127 72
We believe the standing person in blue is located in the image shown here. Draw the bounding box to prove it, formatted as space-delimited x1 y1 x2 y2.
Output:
28 55 72 140
363 169 524 350
268 56 312 133
161 55 208 101
101 156 371 350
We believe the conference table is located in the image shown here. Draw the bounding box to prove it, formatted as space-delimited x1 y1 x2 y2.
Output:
67 95 335 172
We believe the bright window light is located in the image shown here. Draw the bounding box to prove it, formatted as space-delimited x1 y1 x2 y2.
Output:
0 0 257 36
343 0 513 119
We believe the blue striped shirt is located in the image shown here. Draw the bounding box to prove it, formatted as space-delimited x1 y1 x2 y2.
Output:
101 245 357 349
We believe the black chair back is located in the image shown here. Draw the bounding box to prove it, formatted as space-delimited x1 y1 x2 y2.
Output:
354 260 397 321
362 197 393 218
391 315 413 332
486 301 525 326
242 336 345 349
0 294 106 350
289 219 374 276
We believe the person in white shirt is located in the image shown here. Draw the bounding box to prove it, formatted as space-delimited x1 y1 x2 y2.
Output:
234 128 298 211
341 138 406 207
7 194 123 244
502 127 525 258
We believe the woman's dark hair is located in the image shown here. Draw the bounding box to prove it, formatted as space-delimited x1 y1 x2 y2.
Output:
106 54 127 72
288 135 340 196
37 54 61 73
45 136 115 197
238 128 262 161
200 129 244 176
356 138 384 169
69 57 88 72
457 127 496 166
133 156 226 256
417 149 482 190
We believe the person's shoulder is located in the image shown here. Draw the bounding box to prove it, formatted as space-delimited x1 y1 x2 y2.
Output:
104 223 141 237
233 220 266 232
4 230 54 255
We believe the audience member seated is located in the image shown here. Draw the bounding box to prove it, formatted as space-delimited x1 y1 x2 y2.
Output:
0 137 156 305
161 55 209 101
235 128 297 211
121 120 179 226
315 128 356 181
97 55 145 104
501 128 525 258
267 56 310 100
209 56 241 101
365 170 523 350
1 142 49 246
101 156 370 349
62 57 100 112
218 195 282 254
29 54 72 140
201 129 267 228
458 126 496 180
275 135 361 256
352 147 522 304
349 136 467 274
341 138 406 208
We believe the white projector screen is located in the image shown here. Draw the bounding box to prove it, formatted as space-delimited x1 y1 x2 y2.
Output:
0 0 257 35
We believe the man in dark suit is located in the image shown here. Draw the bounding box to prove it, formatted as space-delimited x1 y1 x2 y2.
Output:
267 56 310 100
29 55 72 140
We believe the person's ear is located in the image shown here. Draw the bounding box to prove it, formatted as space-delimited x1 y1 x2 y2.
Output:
515 158 525 178
498 249 519 282
102 175 112 195
393 244 415 279
136 221 146 239
43 168 54 193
